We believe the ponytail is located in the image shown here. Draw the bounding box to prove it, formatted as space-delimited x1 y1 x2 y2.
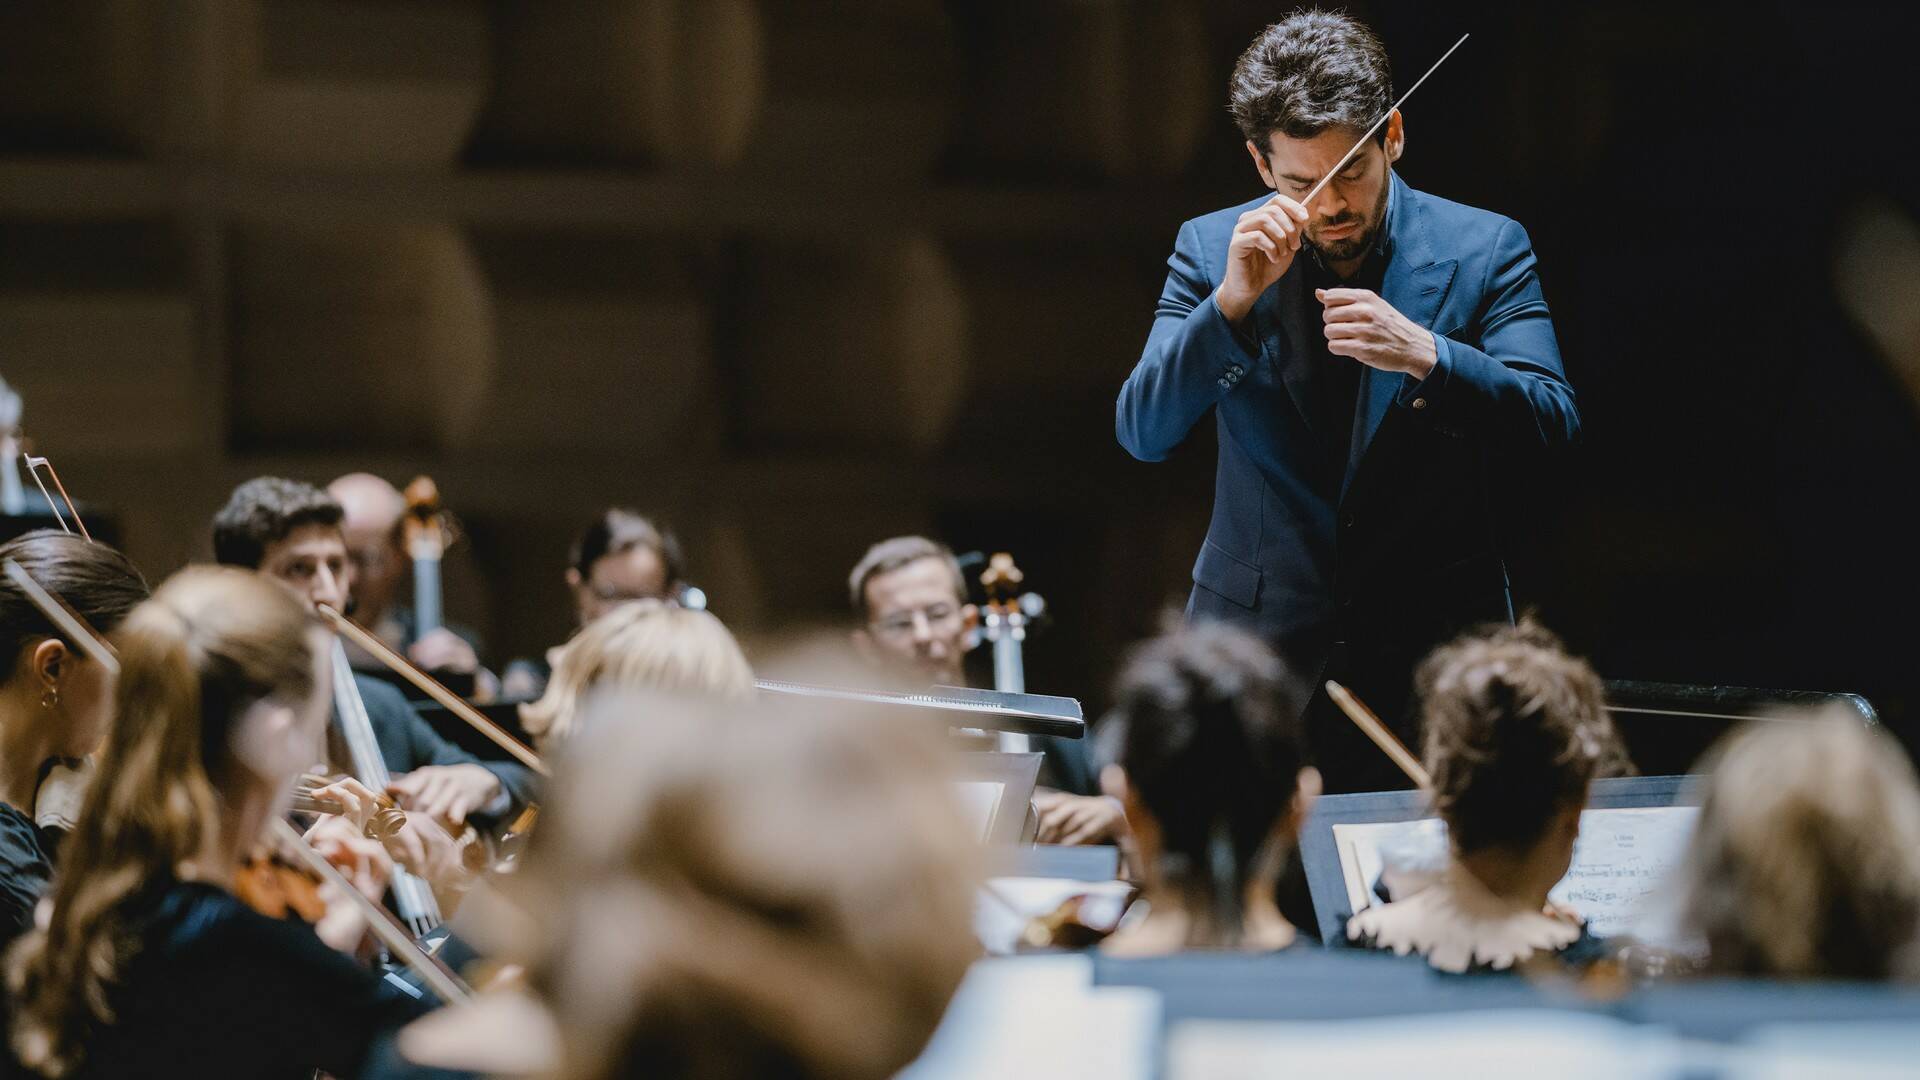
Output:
7 568 315 1075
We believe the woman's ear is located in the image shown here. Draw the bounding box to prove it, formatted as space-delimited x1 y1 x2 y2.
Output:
29 639 68 695
564 567 582 590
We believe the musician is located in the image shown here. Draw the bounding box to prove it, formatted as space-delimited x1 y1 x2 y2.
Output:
6 568 433 1079
1672 710 1920 981
328 472 494 700
395 690 980 1080
1346 623 1627 972
500 508 685 701
212 477 535 828
0 533 146 944
849 536 1122 846
519 599 752 752
1097 621 1320 954
1116 11 1579 792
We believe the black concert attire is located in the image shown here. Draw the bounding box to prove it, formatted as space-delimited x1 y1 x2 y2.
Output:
67 880 432 1080
0 802 53 951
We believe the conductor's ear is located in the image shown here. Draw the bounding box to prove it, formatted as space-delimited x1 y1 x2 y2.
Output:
1384 109 1405 164
1246 139 1277 187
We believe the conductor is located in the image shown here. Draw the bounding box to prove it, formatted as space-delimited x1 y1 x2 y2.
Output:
1116 11 1578 791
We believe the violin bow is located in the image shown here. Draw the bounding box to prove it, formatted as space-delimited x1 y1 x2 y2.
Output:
2 558 118 676
315 603 549 777
267 817 472 1004
22 455 91 542
1295 33 1470 210
1325 680 1431 789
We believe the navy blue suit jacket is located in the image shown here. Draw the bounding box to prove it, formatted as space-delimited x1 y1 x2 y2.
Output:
1118 173 1577 780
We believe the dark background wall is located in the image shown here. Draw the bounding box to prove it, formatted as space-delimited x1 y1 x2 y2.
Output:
1 1 1915 751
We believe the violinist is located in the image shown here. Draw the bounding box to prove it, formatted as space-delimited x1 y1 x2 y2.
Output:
501 508 685 701
212 477 535 829
327 472 495 700
0 532 146 945
848 536 1123 846
1097 621 1321 955
5 567 435 1079
1670 709 1920 981
1346 622 1629 972
518 599 752 752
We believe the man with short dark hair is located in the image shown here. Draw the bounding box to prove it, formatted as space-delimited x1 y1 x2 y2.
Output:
850 536 1123 846
212 477 535 826
566 508 683 629
1118 11 1578 792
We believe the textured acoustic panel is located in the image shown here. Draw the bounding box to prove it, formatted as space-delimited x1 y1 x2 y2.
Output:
0 294 199 455
229 222 494 452
0 0 162 155
951 0 1209 180
473 0 761 168
730 235 968 453
228 0 487 168
0 219 201 455
463 229 717 456
742 0 955 183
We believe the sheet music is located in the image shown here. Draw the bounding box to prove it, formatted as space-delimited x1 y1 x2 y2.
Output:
955 781 1005 842
1333 806 1699 937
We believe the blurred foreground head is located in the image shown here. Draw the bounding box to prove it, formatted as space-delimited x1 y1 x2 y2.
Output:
1677 709 1920 981
1098 619 1314 950
494 690 983 1080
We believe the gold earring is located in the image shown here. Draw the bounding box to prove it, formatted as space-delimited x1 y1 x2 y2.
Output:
40 687 59 710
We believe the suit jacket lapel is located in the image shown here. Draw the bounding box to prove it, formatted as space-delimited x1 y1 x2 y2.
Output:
1341 175 1458 502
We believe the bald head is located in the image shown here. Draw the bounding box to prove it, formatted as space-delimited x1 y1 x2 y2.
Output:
328 472 406 622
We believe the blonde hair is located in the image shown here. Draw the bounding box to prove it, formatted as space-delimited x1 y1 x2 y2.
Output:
7 567 317 1077
1676 709 1920 980
520 600 754 749
505 695 981 1080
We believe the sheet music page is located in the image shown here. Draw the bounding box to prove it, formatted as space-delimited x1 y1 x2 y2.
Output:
954 781 1005 842
1551 807 1699 936
1332 807 1699 936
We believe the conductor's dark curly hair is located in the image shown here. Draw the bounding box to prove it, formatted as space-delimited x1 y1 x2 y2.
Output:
1229 9 1393 154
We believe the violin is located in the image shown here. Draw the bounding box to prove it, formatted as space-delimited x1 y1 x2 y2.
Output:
234 848 328 924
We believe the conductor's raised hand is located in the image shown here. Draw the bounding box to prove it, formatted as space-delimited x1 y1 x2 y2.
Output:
1215 195 1310 326
1317 288 1438 379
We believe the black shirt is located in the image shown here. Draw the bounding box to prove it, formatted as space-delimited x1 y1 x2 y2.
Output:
0 803 53 951
1300 227 1392 502
70 880 432 1080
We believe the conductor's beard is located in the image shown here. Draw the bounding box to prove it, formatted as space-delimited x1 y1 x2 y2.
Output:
1309 177 1390 266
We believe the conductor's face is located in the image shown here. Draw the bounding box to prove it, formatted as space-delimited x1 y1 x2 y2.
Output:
1251 110 1403 270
